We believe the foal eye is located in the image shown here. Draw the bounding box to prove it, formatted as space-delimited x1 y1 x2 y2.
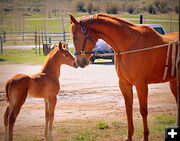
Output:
64 53 69 57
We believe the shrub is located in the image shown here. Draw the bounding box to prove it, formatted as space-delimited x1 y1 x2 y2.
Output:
86 2 93 14
74 0 86 12
93 4 100 13
175 5 179 13
97 121 109 130
106 3 119 14
126 6 134 14
154 0 168 13
147 4 156 14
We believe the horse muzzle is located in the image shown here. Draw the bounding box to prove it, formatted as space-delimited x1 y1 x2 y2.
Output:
76 56 89 68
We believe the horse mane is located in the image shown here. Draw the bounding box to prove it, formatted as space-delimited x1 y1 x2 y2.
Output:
80 13 134 27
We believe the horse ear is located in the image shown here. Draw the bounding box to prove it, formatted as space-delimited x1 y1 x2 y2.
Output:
69 15 78 25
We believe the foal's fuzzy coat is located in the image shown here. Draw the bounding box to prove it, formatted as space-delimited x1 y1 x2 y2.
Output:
4 42 77 141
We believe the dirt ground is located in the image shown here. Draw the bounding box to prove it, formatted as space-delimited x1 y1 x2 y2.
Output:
0 63 177 141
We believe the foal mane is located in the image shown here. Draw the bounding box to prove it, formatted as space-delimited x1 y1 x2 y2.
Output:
41 47 59 72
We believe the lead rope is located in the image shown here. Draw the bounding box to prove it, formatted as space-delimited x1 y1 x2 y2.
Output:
163 40 179 80
171 41 177 77
163 43 171 80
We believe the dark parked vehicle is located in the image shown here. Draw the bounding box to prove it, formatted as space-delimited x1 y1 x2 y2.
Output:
90 24 166 64
90 39 114 64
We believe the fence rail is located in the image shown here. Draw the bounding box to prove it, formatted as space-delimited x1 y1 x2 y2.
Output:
0 31 71 43
0 31 72 55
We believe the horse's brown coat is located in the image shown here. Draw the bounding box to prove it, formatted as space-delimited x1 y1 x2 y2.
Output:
4 42 77 141
70 13 178 141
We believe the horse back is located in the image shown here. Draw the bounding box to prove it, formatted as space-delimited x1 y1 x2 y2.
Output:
163 32 179 41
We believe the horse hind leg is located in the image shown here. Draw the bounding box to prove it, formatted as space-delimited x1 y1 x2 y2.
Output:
169 79 177 102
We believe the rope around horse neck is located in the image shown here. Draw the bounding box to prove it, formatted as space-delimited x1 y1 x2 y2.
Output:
94 40 179 57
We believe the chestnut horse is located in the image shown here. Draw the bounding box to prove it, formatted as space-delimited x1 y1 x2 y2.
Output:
4 42 77 141
69 14 179 141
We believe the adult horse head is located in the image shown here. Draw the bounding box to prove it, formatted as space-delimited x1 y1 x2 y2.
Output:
70 13 178 141
70 15 98 68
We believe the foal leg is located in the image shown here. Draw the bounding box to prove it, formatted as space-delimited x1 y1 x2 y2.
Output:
4 102 25 141
169 79 177 102
44 99 49 141
4 106 10 141
47 96 57 141
44 96 57 141
136 82 149 141
119 80 134 141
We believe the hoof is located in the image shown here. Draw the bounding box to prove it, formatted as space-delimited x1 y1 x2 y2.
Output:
141 138 148 141
124 137 132 141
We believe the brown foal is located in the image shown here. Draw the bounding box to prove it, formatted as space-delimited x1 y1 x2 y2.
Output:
4 42 77 141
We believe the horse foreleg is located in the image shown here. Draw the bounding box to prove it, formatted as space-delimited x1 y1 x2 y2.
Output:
136 82 149 141
119 81 134 141
169 79 177 102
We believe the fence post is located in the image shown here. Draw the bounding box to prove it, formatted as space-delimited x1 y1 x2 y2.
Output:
39 35 41 55
34 31 37 54
3 31 6 43
0 36 3 53
140 15 143 24
63 31 66 42
49 37 51 44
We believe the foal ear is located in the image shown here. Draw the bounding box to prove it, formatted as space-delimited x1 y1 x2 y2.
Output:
58 42 63 50
69 15 78 25
62 42 68 50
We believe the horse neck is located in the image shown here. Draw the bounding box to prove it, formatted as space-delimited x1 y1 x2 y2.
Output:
41 51 61 79
88 18 138 52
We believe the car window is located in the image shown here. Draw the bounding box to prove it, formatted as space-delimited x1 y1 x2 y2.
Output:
153 27 165 35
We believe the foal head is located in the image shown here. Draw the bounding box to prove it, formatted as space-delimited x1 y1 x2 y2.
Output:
70 15 98 68
57 42 78 68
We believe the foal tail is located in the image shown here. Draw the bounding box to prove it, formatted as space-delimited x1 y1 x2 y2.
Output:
5 80 11 102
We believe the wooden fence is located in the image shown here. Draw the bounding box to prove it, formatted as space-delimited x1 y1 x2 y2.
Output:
0 31 71 54
0 31 71 43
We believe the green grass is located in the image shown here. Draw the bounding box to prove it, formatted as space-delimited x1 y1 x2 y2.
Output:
70 129 100 141
0 116 176 141
150 115 176 133
0 48 74 64
0 49 46 64
96 122 109 130
2 13 178 33
13 134 40 141
119 12 178 20
111 121 126 128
